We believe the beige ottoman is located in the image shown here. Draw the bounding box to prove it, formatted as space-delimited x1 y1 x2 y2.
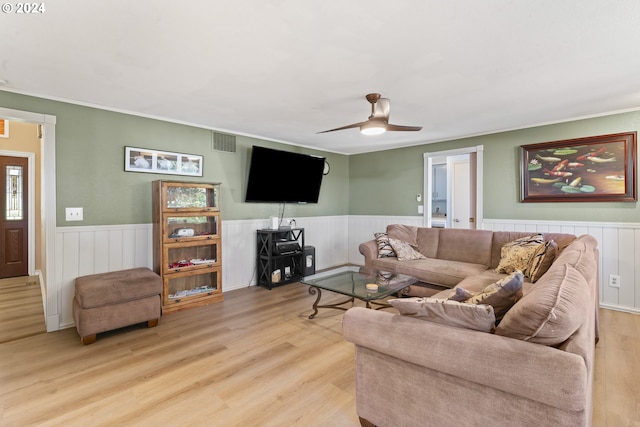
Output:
73 267 162 345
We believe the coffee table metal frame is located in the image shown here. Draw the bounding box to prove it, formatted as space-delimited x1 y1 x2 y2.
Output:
301 269 418 319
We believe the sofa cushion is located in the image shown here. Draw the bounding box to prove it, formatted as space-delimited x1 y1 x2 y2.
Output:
436 229 493 266
373 257 488 288
525 240 557 282
387 224 419 248
389 238 427 261
389 297 496 332
415 227 440 258
495 264 590 346
374 232 396 258
495 234 544 274
463 271 523 321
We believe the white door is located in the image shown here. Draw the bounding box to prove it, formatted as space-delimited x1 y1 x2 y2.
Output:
423 146 483 229
451 160 471 229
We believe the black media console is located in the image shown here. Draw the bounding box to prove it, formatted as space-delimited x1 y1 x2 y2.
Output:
256 228 305 289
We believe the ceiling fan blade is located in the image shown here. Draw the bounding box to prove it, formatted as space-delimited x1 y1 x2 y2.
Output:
317 121 366 134
386 123 423 132
318 93 422 134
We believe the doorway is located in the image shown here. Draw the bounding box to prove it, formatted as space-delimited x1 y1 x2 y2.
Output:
423 146 483 229
0 108 57 331
0 155 29 278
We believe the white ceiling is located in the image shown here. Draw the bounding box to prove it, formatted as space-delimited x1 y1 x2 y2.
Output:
2 0 640 154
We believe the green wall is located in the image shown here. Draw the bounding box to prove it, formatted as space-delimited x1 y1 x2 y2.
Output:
3 89 640 225
350 111 640 222
0 91 349 225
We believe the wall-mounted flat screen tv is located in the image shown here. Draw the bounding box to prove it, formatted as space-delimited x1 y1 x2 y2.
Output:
245 146 325 203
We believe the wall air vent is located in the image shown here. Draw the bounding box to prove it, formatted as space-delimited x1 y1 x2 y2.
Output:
212 132 236 153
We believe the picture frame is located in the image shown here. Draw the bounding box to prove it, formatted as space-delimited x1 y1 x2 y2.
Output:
520 132 637 203
124 146 203 177
0 119 8 138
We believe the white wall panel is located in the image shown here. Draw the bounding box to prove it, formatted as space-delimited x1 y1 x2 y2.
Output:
55 224 153 328
54 217 353 329
635 229 640 308
484 218 640 314
221 218 263 292
52 216 640 330
619 230 635 306
600 227 619 305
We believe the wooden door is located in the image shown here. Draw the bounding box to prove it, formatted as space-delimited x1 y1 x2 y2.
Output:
0 156 28 278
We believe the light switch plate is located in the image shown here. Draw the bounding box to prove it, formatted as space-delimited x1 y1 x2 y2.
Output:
65 207 83 221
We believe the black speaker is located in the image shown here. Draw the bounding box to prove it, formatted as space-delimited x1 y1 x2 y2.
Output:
303 246 315 276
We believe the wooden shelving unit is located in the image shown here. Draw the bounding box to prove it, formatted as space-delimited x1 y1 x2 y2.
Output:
152 180 223 314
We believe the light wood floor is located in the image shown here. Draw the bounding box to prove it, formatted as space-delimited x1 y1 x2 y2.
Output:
0 282 637 426
0 276 46 343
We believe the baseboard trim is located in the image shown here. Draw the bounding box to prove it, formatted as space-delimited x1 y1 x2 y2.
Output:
599 302 640 315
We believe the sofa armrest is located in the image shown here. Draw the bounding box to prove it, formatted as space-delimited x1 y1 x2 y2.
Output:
343 307 588 412
359 240 378 269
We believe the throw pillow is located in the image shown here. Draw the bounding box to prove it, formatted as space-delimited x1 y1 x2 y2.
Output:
495 264 590 346
446 287 475 302
389 297 496 332
525 240 558 282
374 232 396 258
494 234 544 274
388 238 427 261
464 271 524 321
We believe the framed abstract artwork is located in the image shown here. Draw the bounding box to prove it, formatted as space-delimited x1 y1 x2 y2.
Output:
520 132 637 202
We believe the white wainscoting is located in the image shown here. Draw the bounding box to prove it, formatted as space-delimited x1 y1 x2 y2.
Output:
347 216 640 315
53 216 350 330
55 224 154 329
52 215 640 330
482 218 640 314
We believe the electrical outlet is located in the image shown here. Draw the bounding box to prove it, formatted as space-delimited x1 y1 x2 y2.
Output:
65 207 83 221
609 274 621 288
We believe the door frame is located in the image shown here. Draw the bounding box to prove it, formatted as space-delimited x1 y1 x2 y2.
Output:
0 107 57 331
423 145 484 228
0 150 36 276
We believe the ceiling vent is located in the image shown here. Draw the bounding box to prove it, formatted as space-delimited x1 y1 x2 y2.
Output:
212 132 236 153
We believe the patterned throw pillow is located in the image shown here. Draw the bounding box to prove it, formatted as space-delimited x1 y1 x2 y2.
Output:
495 234 544 274
388 238 427 261
525 240 558 282
374 232 396 258
464 271 524 321
389 297 496 332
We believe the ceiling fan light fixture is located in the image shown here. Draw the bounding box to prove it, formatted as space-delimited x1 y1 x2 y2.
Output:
360 122 386 136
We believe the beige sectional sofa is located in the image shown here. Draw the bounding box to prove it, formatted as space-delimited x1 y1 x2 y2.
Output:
344 224 599 427
359 224 578 296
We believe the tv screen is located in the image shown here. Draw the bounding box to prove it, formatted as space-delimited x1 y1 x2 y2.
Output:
245 146 325 203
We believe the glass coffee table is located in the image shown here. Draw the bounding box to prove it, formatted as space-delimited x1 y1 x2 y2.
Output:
302 269 418 319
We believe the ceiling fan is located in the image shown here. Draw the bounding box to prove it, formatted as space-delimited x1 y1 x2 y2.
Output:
318 93 422 136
